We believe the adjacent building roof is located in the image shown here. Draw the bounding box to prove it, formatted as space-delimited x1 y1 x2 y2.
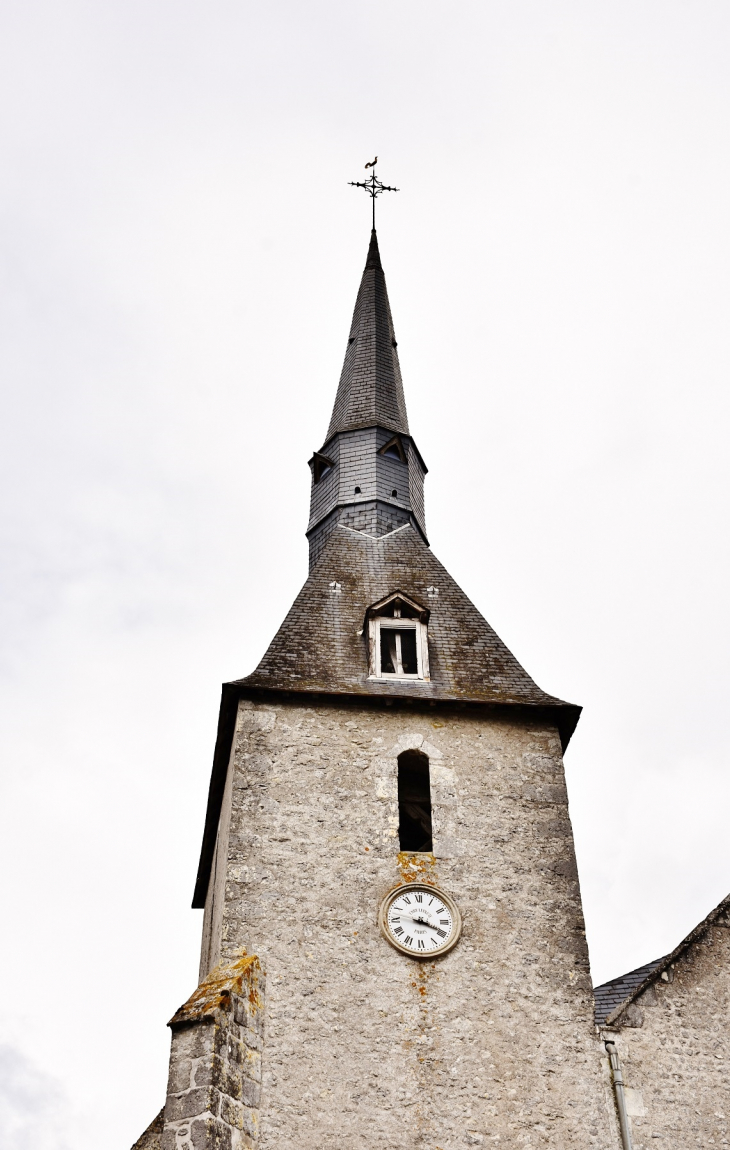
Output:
593 890 730 1026
325 230 409 441
593 958 664 1026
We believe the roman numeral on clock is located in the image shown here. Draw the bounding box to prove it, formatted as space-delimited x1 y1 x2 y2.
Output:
418 939 425 949
415 893 423 903
393 926 404 936
440 919 449 925
404 935 413 946
436 928 447 939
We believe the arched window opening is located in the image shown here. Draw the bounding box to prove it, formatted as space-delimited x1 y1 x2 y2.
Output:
398 750 433 853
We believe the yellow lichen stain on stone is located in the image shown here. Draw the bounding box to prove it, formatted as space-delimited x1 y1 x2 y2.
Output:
168 950 262 1026
396 851 438 886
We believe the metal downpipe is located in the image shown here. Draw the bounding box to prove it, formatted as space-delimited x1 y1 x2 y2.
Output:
605 1041 633 1150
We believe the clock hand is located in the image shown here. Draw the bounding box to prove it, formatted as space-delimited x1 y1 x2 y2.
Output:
411 912 440 928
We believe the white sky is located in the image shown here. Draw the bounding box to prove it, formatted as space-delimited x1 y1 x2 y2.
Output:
1 1 730 1146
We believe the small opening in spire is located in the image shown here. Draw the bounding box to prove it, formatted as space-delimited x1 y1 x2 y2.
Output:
392 489 398 498
379 435 407 464
354 486 361 494
309 452 334 484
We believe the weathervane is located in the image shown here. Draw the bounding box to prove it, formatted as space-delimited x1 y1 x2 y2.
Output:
349 157 399 229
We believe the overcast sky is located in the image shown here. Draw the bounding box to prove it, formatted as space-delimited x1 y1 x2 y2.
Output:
2 1 730 1146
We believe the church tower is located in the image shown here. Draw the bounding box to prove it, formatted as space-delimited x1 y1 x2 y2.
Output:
143 226 620 1150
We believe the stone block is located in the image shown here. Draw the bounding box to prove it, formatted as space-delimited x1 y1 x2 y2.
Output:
240 1078 260 1109
241 1108 259 1142
160 1128 176 1150
221 1031 245 1071
165 1087 218 1124
243 1028 263 1053
189 1116 232 1150
244 1047 261 1083
219 1094 244 1130
233 998 264 1035
166 1056 192 1095
173 1022 215 1061
221 1063 243 1102
193 1053 225 1090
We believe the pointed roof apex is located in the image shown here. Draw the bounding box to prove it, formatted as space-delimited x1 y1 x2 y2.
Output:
326 229 409 441
365 228 382 269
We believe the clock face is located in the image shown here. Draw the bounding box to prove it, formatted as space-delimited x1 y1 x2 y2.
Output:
379 883 462 958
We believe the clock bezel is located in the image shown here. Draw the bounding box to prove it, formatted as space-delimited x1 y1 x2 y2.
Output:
378 882 462 959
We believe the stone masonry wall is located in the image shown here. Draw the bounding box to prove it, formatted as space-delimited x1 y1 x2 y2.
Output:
603 915 730 1148
200 696 619 1149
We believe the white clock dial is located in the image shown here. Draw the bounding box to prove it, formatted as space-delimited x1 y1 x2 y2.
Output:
379 883 462 958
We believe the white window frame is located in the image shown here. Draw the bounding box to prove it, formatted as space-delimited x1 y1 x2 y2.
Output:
369 616 430 681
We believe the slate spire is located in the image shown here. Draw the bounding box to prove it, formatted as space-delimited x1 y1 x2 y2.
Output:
326 229 409 439
306 229 427 567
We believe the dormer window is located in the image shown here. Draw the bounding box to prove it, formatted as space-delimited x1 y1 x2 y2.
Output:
309 452 334 484
366 592 430 681
379 435 407 464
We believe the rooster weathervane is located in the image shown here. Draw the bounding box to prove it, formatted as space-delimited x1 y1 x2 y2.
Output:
349 157 399 229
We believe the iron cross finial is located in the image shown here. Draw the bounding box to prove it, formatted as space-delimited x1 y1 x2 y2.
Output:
349 159 399 229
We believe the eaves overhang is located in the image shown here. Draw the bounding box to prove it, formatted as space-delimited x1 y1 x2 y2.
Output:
191 680 581 909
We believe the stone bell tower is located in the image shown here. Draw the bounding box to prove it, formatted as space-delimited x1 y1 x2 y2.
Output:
138 228 621 1150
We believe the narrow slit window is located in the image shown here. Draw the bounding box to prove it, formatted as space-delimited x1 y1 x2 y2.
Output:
398 750 433 852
